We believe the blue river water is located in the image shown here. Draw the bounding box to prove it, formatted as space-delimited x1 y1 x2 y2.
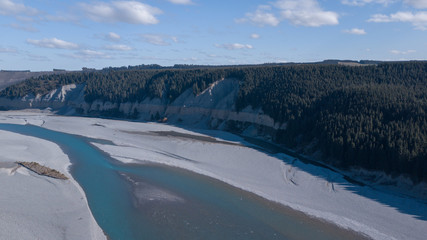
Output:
0 123 367 240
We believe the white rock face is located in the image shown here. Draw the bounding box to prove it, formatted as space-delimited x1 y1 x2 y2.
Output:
0 79 286 131
0 84 84 109
43 84 77 102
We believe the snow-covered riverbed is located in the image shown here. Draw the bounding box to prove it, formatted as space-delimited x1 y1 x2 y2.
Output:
0 110 426 240
0 116 105 239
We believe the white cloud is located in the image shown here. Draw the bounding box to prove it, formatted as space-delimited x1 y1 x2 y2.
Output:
0 0 38 16
341 0 394 6
63 50 111 60
141 34 177 46
80 1 162 25
240 5 280 26
251 33 260 39
343 28 367 34
107 32 121 41
404 0 427 9
168 0 194 5
81 50 108 57
215 43 253 50
26 38 79 49
275 0 339 27
390 49 416 54
105 44 132 51
368 14 393 22
239 1 338 27
343 0 427 8
368 11 427 30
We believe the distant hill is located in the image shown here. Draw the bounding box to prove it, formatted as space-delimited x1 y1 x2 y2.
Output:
100 60 384 71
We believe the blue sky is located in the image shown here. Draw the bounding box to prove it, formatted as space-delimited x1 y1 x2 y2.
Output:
0 0 426 71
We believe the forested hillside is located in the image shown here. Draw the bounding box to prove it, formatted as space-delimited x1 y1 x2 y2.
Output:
1 62 426 182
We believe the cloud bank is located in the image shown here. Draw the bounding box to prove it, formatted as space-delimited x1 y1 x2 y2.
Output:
105 44 132 51
240 0 339 27
0 0 38 16
80 1 162 25
341 0 394 6
404 0 427 9
168 0 194 5
141 34 177 46
26 38 79 49
343 28 367 34
215 43 253 50
369 11 427 30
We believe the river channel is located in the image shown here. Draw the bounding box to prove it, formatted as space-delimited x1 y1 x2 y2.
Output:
0 123 368 240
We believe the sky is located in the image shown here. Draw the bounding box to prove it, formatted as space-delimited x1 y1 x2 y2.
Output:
0 0 426 71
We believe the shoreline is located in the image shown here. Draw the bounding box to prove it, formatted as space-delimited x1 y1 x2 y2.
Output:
238 134 427 202
121 163 371 239
1 110 426 240
4 120 367 239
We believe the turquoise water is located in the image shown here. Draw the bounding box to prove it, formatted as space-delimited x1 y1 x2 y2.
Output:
0 123 367 240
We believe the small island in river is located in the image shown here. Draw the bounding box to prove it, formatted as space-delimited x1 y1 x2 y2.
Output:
17 161 68 180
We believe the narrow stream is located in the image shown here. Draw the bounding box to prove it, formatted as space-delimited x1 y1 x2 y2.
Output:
0 123 368 240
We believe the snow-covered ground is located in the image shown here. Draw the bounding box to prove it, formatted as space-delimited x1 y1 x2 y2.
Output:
1 110 426 240
0 112 105 240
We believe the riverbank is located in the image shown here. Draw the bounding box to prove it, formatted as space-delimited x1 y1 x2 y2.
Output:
1 110 426 240
120 166 368 239
0 122 105 240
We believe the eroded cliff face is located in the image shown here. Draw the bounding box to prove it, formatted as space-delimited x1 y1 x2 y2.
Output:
0 79 286 135
0 84 85 110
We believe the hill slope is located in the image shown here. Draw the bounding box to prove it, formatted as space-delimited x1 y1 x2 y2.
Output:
0 62 426 182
